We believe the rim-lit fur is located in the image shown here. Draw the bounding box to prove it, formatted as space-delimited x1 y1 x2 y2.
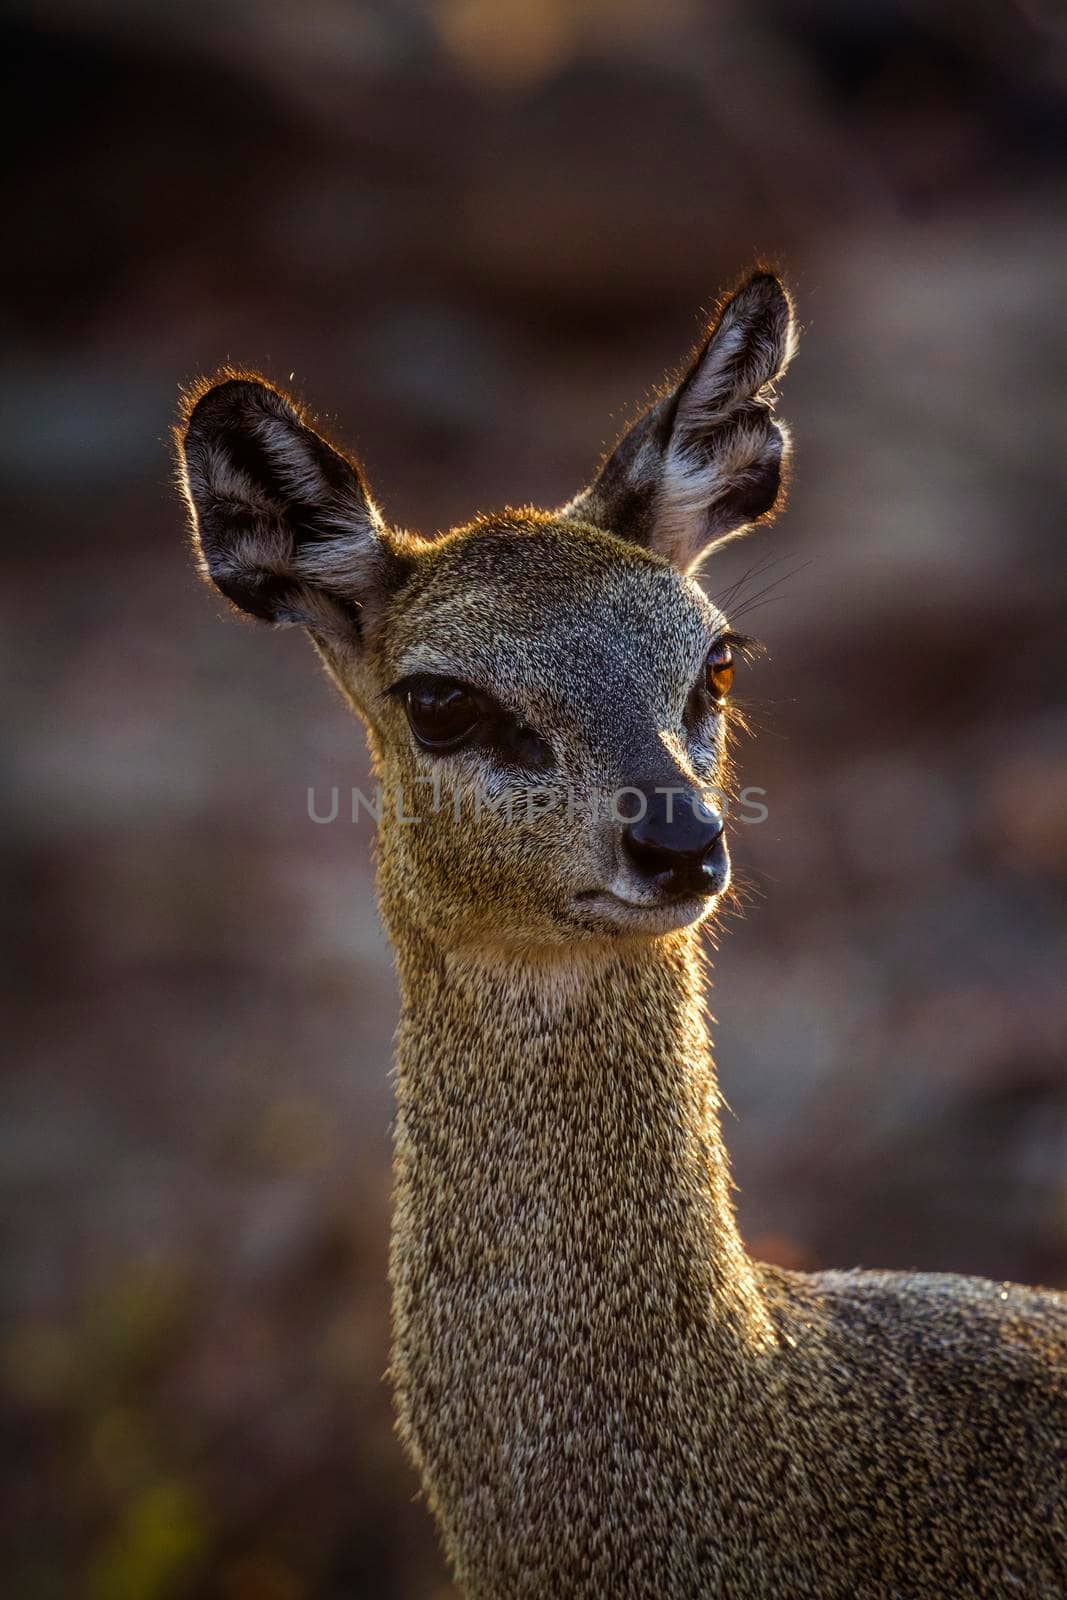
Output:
177 274 1066 1599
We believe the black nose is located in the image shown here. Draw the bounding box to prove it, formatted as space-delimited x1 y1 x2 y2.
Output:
621 789 726 897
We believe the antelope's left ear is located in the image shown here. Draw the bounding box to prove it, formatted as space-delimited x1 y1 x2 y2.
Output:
564 272 797 571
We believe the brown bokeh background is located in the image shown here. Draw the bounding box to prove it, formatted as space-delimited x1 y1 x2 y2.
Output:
4 3 1067 1596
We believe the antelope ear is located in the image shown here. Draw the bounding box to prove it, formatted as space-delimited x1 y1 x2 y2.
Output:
564 272 797 571
177 374 408 638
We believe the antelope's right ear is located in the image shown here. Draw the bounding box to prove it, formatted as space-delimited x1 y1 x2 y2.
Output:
177 375 408 639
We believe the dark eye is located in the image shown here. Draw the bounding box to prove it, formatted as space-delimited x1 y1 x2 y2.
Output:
705 640 735 702
404 678 484 750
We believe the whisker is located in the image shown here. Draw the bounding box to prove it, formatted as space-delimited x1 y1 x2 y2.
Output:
726 559 813 625
710 552 785 614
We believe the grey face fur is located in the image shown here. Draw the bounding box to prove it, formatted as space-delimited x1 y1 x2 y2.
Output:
178 272 796 950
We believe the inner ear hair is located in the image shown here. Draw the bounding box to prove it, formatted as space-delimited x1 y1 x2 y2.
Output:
177 370 398 634
660 272 796 567
562 271 797 572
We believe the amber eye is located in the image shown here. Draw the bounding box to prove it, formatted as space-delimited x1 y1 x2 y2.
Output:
705 641 735 702
404 678 484 751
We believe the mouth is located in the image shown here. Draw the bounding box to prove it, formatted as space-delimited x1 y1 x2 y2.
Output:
572 886 717 935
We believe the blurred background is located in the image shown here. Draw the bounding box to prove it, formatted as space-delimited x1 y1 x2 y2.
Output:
3 1 1066 1595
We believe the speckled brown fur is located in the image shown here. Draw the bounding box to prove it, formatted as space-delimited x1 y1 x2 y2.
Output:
178 273 1066 1597
389 937 1065 1598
